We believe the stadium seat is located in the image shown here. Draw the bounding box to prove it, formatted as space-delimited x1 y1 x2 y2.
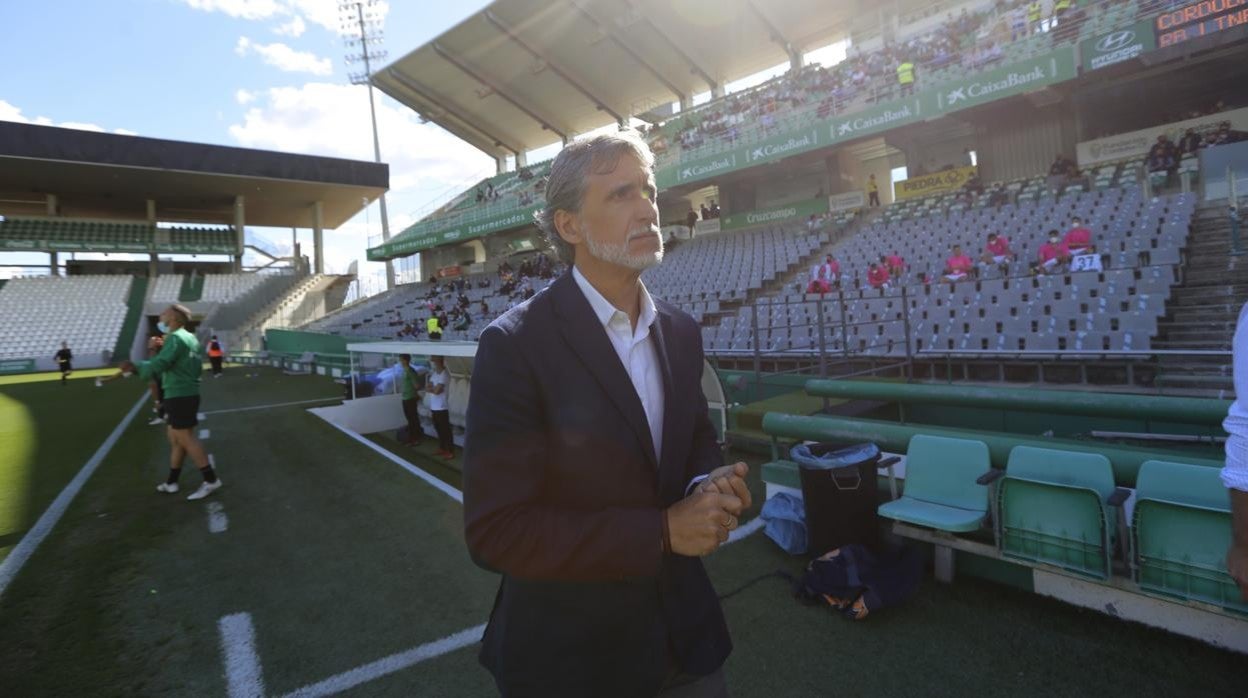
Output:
997 446 1130 580
1132 460 1246 613
877 434 993 532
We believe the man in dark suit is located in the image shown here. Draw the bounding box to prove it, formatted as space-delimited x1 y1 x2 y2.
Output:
464 130 751 697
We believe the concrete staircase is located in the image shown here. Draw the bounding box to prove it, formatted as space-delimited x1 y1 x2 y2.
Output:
1152 201 1248 396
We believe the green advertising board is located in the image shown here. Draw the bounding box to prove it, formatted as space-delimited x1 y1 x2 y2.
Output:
368 204 543 260
0 359 35 374
1081 19 1156 71
720 198 830 231
928 48 1077 113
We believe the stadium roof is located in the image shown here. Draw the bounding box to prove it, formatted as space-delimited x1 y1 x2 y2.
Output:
0 122 388 228
372 0 853 159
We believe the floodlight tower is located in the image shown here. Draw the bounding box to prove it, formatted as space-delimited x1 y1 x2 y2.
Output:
340 0 394 290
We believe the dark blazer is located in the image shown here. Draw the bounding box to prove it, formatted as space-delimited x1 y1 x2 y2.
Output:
463 271 730 697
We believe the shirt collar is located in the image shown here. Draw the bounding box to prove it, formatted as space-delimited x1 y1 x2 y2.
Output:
572 265 657 333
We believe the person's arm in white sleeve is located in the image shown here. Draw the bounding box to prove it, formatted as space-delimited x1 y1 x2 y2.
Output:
1223 302 1248 598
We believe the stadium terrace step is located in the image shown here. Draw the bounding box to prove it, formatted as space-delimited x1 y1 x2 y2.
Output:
112 275 148 362
1155 328 1235 345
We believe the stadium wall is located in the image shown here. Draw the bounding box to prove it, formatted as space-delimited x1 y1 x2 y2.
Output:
975 101 1078 183
264 328 375 356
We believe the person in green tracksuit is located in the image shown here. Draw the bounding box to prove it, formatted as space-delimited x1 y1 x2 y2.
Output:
120 304 221 501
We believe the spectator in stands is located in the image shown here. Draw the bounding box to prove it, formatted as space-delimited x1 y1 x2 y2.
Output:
487 182 497 200
1010 3 1027 40
54 341 73 385
457 292 470 310
397 353 424 447
943 245 974 282
867 261 890 290
981 232 1015 274
476 188 485 204
120 304 220 501
1063 217 1094 255
1036 231 1071 274
886 251 905 278
1146 134 1179 176
1222 302 1248 601
987 183 1010 208
700 203 711 221
709 201 721 219
479 299 489 317
427 315 442 341
207 335 225 378
1027 0 1043 34
1209 121 1244 146
426 355 453 459
1179 128 1203 155
867 174 880 207
896 57 916 97
686 209 697 234
453 311 471 332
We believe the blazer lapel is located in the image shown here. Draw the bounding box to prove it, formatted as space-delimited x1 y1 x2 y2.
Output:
551 274 658 470
649 308 685 501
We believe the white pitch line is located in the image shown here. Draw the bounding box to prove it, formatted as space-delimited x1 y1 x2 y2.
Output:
206 501 229 534
198 412 206 421
0 393 147 601
202 397 341 416
278 517 764 697
316 417 463 504
219 613 266 698
281 623 486 698
199 429 211 440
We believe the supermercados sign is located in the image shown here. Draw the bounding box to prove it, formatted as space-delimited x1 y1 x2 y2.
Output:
367 204 543 260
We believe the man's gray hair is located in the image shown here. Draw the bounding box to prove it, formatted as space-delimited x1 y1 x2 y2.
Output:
533 129 655 264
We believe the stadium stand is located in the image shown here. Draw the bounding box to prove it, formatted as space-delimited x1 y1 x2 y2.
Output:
199 272 268 303
644 0 1138 165
0 275 131 365
149 274 183 303
710 182 1194 355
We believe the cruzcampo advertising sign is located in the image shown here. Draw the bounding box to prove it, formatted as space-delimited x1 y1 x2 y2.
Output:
719 198 830 231
0 359 35 374
367 204 543 260
1082 19 1156 71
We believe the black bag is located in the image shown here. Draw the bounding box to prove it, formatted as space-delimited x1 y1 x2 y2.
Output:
790 544 923 620
792 442 882 556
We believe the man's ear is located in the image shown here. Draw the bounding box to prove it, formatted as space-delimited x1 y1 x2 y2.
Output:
554 210 583 249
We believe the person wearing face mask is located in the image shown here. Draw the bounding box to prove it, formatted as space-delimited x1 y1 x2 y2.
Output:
1036 231 1071 275
119 304 221 501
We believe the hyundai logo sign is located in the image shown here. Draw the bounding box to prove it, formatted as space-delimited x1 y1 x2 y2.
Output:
1095 30 1136 53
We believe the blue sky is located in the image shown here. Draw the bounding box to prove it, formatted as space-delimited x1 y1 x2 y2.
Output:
0 0 499 288
0 1 844 289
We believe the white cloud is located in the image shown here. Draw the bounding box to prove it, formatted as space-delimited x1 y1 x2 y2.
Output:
178 0 287 22
235 88 257 105
175 0 390 34
236 36 333 75
227 82 492 275
273 15 306 37
0 100 135 135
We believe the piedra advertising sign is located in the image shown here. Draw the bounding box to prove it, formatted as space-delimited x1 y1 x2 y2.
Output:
1081 19 1156 70
893 166 978 201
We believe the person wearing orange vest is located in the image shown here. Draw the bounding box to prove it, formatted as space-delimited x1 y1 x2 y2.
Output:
207 335 225 378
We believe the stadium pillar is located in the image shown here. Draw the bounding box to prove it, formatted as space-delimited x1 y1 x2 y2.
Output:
312 201 324 275
711 85 725 100
788 48 803 72
495 156 507 175
234 196 246 273
49 251 58 277
680 95 693 111
516 151 528 168
45 194 57 216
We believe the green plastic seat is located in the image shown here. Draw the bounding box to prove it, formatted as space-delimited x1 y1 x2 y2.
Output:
877 434 992 533
999 446 1125 579
1133 460 1245 613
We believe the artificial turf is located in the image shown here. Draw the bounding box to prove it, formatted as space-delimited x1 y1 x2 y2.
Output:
0 367 1241 696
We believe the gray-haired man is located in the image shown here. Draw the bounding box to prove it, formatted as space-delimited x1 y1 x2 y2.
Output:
464 129 747 697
